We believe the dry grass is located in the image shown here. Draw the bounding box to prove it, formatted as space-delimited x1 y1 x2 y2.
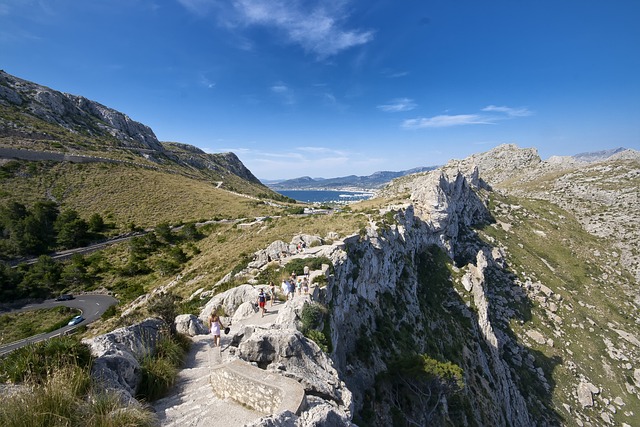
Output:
0 307 81 345
0 161 287 229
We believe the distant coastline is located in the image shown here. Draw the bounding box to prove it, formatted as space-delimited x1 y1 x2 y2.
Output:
277 189 375 204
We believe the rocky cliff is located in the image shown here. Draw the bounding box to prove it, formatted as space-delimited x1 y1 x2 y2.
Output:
208 144 639 425
0 70 162 150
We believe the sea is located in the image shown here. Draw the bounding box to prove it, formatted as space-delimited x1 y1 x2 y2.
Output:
277 190 375 204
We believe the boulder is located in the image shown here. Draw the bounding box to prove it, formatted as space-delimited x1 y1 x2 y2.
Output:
577 382 595 407
174 314 207 336
235 328 353 415
233 301 259 323
275 297 310 330
200 284 259 324
249 240 291 269
83 318 165 401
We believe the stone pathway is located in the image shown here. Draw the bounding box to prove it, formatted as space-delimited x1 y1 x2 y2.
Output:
152 302 285 426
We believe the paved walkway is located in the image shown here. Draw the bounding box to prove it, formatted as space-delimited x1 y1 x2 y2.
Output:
152 303 284 426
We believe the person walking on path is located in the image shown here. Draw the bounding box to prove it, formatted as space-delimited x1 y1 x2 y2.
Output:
303 265 309 278
208 312 225 348
269 281 276 307
257 288 267 317
287 280 295 300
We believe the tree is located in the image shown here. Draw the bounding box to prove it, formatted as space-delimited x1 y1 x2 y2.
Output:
18 255 62 298
87 213 106 233
179 222 201 241
55 209 89 249
155 222 173 244
0 262 23 301
61 254 92 288
384 354 464 426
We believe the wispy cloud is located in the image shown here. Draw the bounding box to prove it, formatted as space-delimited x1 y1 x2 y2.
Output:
377 98 417 113
199 74 216 89
270 82 295 105
179 0 373 58
481 105 533 117
296 146 348 156
403 105 533 129
176 0 214 16
402 114 493 129
203 144 385 179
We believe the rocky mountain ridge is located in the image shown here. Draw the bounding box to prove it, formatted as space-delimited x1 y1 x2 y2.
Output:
0 70 162 150
0 70 270 195
189 144 639 425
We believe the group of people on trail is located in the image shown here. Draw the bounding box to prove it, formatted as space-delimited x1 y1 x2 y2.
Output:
281 268 310 300
209 265 312 346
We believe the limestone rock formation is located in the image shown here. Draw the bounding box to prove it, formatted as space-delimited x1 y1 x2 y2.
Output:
82 318 165 402
0 70 162 150
174 314 207 337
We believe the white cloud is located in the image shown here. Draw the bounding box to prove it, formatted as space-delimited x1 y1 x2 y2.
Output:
482 105 533 117
237 0 373 57
270 82 295 105
296 146 348 156
402 114 493 129
377 98 417 113
179 0 374 58
176 0 214 16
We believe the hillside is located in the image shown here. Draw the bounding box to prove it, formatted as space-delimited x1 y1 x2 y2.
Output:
0 70 299 236
0 70 280 200
1 70 639 427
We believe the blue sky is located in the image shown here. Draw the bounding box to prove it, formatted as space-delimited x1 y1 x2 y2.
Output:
2 0 639 180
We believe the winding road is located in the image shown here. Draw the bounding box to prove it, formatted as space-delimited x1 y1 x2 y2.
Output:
0 294 118 357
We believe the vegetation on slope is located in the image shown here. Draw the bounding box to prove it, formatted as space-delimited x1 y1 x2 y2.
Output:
479 192 639 426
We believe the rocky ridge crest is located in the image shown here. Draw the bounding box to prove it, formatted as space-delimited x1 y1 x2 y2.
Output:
0 70 162 150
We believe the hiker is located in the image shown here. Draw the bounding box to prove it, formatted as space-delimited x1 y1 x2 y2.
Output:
257 288 267 317
302 276 309 295
208 311 225 348
269 281 276 306
287 279 295 300
303 265 309 278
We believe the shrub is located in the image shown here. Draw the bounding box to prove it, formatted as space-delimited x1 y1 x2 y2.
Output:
0 365 156 427
136 333 189 402
137 356 177 401
300 302 327 334
101 304 117 320
306 329 330 352
284 256 333 276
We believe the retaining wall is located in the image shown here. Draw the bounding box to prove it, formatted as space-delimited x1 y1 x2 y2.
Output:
210 359 305 415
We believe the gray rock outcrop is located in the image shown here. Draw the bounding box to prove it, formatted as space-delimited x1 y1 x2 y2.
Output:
82 318 166 402
175 314 207 337
0 70 163 150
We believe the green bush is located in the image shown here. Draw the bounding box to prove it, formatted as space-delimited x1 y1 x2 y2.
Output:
0 365 155 427
284 256 333 276
137 356 177 401
101 304 117 320
306 329 330 352
300 302 326 334
136 333 189 402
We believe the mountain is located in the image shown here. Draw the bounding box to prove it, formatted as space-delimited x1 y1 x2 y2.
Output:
2 70 640 426
0 71 288 227
266 166 438 191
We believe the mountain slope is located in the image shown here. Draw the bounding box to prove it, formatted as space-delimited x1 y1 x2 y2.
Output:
0 71 292 229
0 70 275 199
